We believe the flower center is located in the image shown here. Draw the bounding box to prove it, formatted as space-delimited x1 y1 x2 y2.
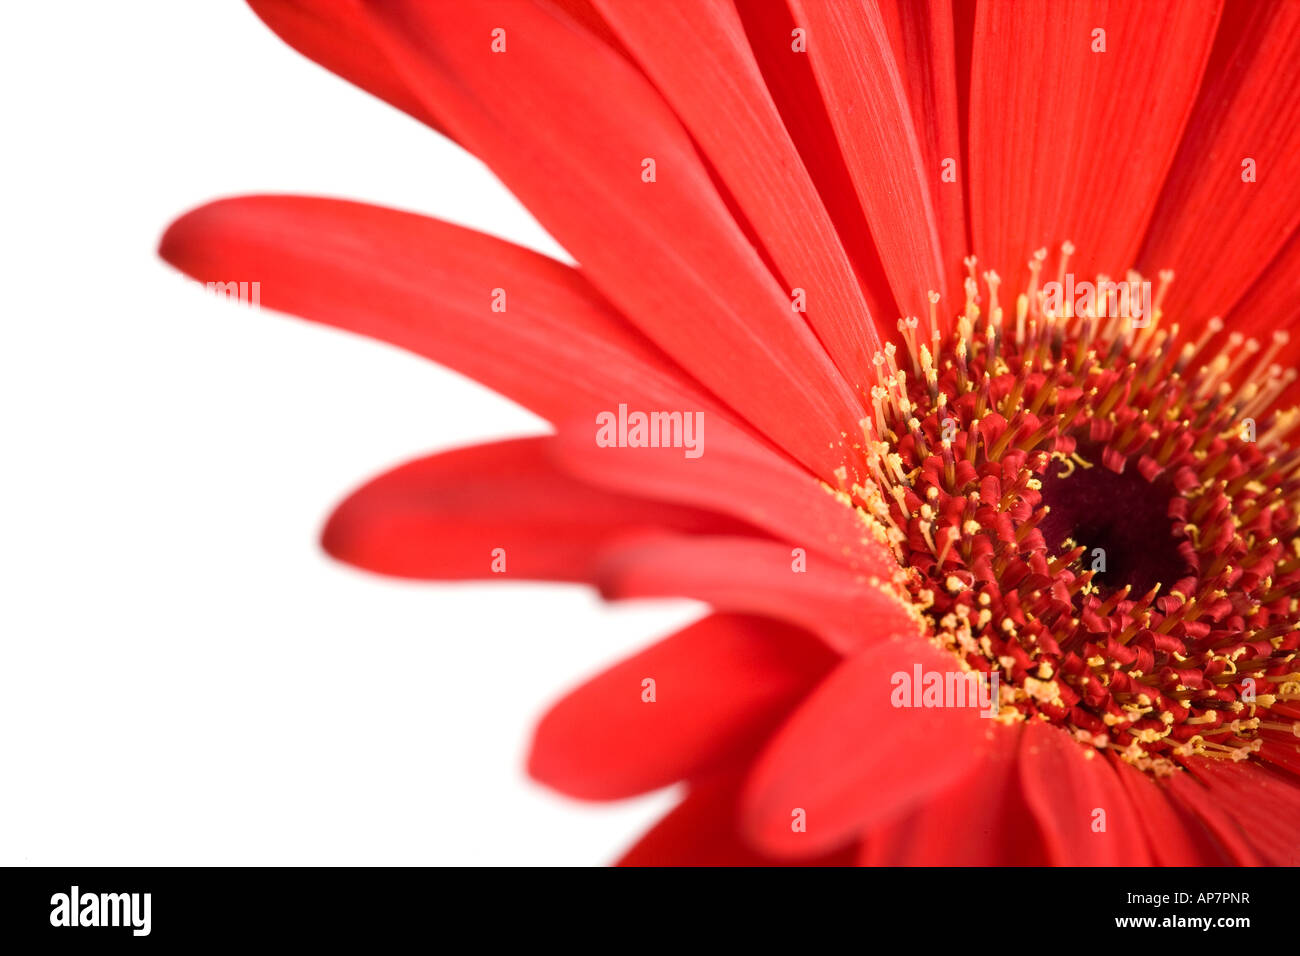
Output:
1037 442 1189 599
839 245 1300 774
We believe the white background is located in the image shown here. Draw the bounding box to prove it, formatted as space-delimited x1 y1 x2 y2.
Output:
0 1 690 865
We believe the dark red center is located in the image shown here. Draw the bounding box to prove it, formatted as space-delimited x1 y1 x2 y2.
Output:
1038 441 1192 599
847 262 1300 774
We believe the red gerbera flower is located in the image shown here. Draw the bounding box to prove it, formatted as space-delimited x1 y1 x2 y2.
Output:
161 0 1300 865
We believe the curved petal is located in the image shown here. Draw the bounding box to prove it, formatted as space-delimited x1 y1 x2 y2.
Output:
550 415 896 575
1018 720 1152 865
787 0 947 320
860 722 1049 865
360 0 866 479
741 638 992 857
160 196 716 426
618 768 857 867
595 534 918 655
529 613 835 800
246 0 449 135
593 0 885 392
969 0 1220 289
1138 0 1300 319
244 0 629 140
321 438 756 581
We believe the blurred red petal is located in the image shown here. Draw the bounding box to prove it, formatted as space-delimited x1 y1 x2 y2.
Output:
321 438 755 581
545 0 626 55
742 638 990 857
1111 757 1233 865
1163 769 1263 865
245 0 629 139
596 534 916 654
1184 758 1300 866
861 722 1048 865
1018 720 1152 865
551 416 896 575
619 768 856 867
1255 731 1300 777
160 196 713 426
529 613 836 800
246 0 448 135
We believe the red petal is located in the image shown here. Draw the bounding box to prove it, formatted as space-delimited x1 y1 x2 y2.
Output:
969 0 1220 289
361 0 865 479
786 0 947 319
861 722 1050 865
1184 758 1300 866
1018 720 1152 865
1110 756 1233 865
595 534 917 655
545 0 626 55
877 0 968 304
733 0 898 324
1256 730 1300 777
529 613 835 800
159 196 712 426
246 0 448 135
593 0 884 392
1224 228 1300 403
245 0 629 139
618 768 856 867
551 416 896 576
1216 227 1300 415
741 638 990 857
1139 0 1300 319
1162 769 1263 865
321 438 753 581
